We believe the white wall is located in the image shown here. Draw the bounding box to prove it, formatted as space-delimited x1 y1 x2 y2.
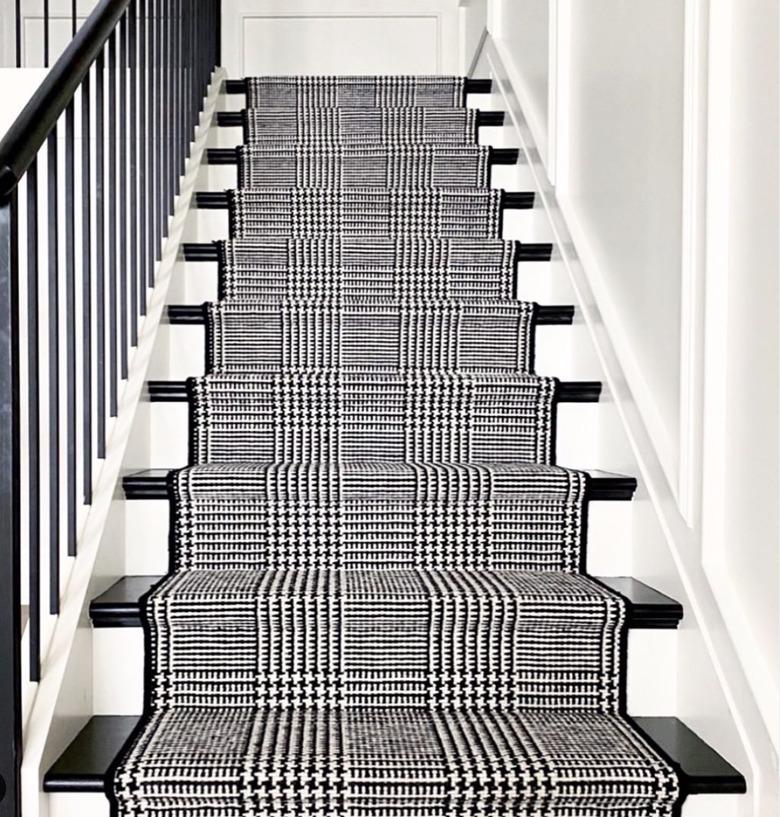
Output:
221 0 465 79
483 0 779 813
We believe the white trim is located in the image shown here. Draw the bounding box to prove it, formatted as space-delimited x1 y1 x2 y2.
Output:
677 0 709 527
21 69 226 817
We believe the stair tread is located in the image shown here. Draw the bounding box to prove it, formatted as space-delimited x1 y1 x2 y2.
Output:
122 468 637 501
43 713 744 796
90 574 682 629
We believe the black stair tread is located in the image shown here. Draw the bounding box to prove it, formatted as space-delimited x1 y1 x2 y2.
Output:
205 146 519 165
167 303 574 325
43 715 139 793
181 240 553 263
633 717 747 795
216 111 506 128
193 190 534 209
145 379 602 403
90 575 681 629
43 713 745 795
223 78 494 94
123 468 637 501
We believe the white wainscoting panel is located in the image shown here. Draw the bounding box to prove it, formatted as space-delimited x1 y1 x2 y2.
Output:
221 0 462 78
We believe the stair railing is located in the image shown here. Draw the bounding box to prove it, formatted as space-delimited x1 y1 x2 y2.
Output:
0 0 219 813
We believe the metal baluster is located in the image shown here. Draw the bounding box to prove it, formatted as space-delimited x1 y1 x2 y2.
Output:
108 32 117 417
153 0 161 267
129 1 139 339
0 189 22 817
119 13 129 377
81 73 92 503
43 0 49 67
15 0 22 67
47 128 60 623
139 0 148 305
26 156 40 680
95 51 106 458
72 0 77 35
64 102 77 559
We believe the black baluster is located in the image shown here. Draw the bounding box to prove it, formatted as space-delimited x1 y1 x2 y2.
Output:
26 157 40 681
119 13 128 377
81 73 92 503
64 102 77 559
15 0 22 67
43 0 49 67
129 1 139 339
108 32 117 416
139 0 148 305
0 188 22 817
95 51 106 458
46 129 60 625
72 0 77 35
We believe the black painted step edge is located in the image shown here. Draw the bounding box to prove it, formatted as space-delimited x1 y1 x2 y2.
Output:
181 241 553 263
193 190 535 210
205 147 519 165
146 379 601 403
215 110 506 128
166 304 574 326
122 469 638 502
42 714 745 796
89 575 682 630
223 78 494 95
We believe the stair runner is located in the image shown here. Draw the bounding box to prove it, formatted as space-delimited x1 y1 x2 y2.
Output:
113 75 680 816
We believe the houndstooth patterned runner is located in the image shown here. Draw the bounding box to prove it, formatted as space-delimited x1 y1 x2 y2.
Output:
205 298 537 373
113 73 679 817
228 188 505 239
241 106 480 145
245 75 468 108
216 237 519 300
236 144 492 189
170 462 587 573
188 371 558 465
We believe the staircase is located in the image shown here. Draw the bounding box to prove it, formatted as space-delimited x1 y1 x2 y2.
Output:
37 75 745 816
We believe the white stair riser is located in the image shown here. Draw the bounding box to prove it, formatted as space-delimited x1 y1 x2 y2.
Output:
92 625 677 718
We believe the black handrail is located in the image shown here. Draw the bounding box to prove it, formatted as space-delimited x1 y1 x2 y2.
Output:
0 0 131 198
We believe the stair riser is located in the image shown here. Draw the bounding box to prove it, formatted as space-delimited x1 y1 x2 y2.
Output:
143 398 600 471
158 320 577 381
92 626 676 717
122 498 633 580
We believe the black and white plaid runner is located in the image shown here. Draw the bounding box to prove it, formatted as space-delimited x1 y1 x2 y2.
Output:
236 144 492 189
216 237 519 300
242 106 480 145
245 75 468 108
113 73 679 817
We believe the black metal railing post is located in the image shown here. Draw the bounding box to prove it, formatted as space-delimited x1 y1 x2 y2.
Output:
0 1 219 810
0 192 22 817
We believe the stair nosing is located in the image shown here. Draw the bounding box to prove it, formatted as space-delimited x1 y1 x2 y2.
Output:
42 713 745 796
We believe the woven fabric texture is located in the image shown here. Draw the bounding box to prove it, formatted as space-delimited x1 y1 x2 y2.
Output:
216 237 519 300
205 298 537 373
170 461 587 573
188 371 558 465
113 72 679 817
242 106 480 145
245 75 467 108
236 144 491 189
228 188 505 240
